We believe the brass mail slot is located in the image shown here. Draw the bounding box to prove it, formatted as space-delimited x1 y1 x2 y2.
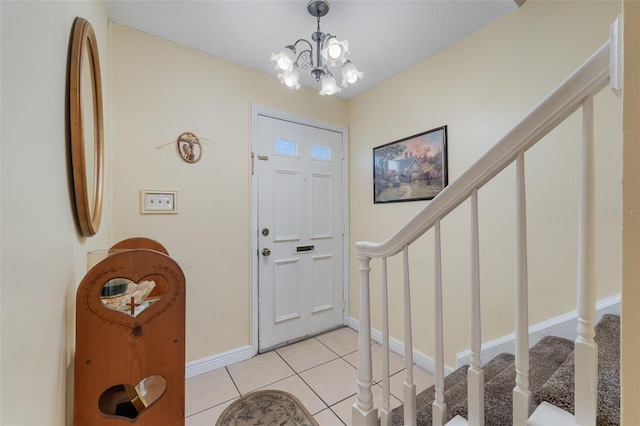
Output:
296 245 314 253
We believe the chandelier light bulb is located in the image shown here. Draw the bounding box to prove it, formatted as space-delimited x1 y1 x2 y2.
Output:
278 67 300 90
271 47 295 71
319 75 341 96
328 44 342 59
321 38 349 67
341 60 364 87
278 57 290 70
283 75 296 87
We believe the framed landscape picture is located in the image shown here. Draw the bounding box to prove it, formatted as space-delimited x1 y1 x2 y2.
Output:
373 125 448 203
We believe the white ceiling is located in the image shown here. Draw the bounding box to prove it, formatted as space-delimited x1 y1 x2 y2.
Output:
106 0 521 99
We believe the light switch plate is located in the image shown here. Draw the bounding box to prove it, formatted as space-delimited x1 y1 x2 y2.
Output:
141 190 178 214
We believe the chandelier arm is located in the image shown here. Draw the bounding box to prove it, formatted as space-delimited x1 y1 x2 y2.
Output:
296 50 314 71
291 39 315 67
291 38 313 52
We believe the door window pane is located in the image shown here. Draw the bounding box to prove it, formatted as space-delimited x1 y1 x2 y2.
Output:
311 144 331 161
275 139 298 156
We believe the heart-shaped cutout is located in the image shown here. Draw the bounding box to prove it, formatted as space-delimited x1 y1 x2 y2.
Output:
100 277 166 317
98 375 167 420
100 278 155 316
82 251 182 330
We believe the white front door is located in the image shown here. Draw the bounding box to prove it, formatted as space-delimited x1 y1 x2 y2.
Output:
256 114 345 351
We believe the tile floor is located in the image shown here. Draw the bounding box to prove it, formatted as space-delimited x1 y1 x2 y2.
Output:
185 327 434 425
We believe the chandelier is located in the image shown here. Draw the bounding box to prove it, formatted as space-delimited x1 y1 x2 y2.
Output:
271 0 364 96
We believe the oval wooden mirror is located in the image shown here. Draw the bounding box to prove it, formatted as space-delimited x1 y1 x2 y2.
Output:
70 17 104 236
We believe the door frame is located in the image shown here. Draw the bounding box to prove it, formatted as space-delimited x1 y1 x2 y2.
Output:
250 104 350 353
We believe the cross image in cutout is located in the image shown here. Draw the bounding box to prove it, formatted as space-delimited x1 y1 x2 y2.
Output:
126 296 139 316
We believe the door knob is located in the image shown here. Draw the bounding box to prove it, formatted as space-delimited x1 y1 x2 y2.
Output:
262 248 271 256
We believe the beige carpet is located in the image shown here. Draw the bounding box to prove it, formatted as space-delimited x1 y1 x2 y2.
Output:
216 390 319 426
390 314 620 426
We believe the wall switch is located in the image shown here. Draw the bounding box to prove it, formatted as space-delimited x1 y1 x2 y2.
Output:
141 190 178 214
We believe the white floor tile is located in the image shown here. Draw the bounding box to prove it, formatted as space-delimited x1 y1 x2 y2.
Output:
314 407 346 425
343 343 406 383
185 398 236 426
183 328 410 425
185 367 239 416
226 351 295 394
316 327 359 356
277 337 339 372
331 395 358 425
300 358 358 406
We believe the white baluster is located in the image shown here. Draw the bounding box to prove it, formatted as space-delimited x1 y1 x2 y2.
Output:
575 94 597 425
403 245 417 426
353 255 378 426
381 257 392 426
468 189 484 426
513 152 531 425
432 220 447 426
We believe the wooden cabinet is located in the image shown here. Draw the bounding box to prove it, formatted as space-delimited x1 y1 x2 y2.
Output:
74 240 185 425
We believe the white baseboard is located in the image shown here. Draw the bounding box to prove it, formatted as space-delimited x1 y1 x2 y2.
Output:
186 345 255 378
455 294 621 368
186 294 619 379
347 317 457 376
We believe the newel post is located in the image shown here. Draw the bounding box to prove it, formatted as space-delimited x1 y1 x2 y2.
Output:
353 254 378 426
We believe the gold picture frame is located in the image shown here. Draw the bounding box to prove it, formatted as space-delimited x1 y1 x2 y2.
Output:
69 17 104 236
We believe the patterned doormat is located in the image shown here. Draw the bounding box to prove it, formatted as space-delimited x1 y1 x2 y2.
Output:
216 389 320 426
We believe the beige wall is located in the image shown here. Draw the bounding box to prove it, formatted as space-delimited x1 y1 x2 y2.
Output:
348 0 623 366
621 1 640 422
1 1 111 425
1 1 633 424
109 25 348 362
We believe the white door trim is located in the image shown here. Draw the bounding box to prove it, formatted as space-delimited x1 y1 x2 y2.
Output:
251 104 350 353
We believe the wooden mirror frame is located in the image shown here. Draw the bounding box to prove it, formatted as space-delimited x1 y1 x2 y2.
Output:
70 17 104 236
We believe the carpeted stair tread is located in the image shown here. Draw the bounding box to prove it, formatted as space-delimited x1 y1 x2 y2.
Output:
390 365 469 426
449 335 574 424
390 353 515 425
533 314 620 426
443 353 516 422
387 314 619 425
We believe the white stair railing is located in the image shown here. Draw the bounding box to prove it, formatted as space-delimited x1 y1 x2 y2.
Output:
574 93 598 425
380 257 392 425
432 220 446 425
353 19 620 426
512 151 530 425
403 246 418 426
467 188 484 426
354 255 377 424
